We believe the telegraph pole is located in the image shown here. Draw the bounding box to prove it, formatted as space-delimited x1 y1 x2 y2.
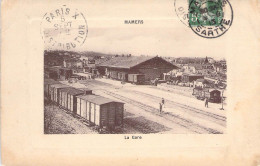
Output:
220 89 224 110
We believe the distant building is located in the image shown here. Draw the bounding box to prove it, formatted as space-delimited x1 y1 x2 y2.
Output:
182 64 203 74
182 73 204 83
44 66 73 80
79 56 96 66
202 57 214 70
208 58 215 64
172 57 205 64
63 59 83 68
194 79 210 89
204 56 215 64
218 60 227 71
97 56 178 82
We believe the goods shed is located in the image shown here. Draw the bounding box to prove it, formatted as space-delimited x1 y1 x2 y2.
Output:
76 95 124 130
97 56 178 84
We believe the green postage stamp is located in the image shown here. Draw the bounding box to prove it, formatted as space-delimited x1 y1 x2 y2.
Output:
174 0 233 38
189 0 223 26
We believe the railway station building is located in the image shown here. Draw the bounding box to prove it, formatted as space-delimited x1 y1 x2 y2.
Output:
97 56 178 83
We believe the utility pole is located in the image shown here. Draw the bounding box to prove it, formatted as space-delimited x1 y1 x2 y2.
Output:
220 89 224 110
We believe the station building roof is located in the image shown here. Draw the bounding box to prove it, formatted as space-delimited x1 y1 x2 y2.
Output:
97 56 177 69
97 56 154 69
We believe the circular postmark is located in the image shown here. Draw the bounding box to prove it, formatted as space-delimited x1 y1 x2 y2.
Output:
174 0 190 27
41 5 88 50
174 0 233 38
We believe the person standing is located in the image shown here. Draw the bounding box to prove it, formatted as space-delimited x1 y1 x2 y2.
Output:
162 98 165 105
162 98 165 108
205 98 209 108
159 103 162 113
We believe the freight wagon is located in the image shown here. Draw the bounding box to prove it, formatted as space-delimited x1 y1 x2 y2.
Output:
44 79 59 98
76 95 124 130
192 88 221 103
59 87 88 113
128 74 145 85
49 84 70 103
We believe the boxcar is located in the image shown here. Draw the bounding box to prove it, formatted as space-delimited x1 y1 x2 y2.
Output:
44 79 59 98
59 87 85 113
207 89 221 103
193 88 221 103
76 95 124 130
49 84 70 103
128 74 145 85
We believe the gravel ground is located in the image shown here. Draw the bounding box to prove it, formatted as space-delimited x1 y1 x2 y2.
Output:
44 104 97 134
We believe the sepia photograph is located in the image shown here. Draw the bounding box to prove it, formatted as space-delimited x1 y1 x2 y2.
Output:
44 51 227 134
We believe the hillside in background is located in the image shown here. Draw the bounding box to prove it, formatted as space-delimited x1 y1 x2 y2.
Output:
44 50 115 66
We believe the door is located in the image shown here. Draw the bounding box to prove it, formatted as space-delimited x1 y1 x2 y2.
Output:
81 100 86 118
77 98 81 115
90 103 95 123
95 105 100 126
115 103 123 126
108 103 115 128
86 101 90 121
67 95 71 110
70 95 73 111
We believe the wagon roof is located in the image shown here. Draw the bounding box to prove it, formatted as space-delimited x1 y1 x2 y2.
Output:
50 83 70 89
44 79 60 85
78 88 93 92
59 87 85 95
77 95 124 105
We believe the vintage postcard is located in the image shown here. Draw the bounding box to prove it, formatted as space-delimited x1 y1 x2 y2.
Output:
1 0 260 165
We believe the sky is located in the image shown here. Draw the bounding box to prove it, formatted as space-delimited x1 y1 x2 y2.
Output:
45 0 227 60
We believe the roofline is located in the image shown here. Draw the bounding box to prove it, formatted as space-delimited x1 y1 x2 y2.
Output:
97 65 131 69
97 56 179 69
59 87 85 94
96 56 154 69
131 56 169 69
76 95 124 105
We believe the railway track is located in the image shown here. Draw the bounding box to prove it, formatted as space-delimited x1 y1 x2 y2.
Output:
77 80 225 133
101 89 222 134
84 80 225 122
129 90 226 127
